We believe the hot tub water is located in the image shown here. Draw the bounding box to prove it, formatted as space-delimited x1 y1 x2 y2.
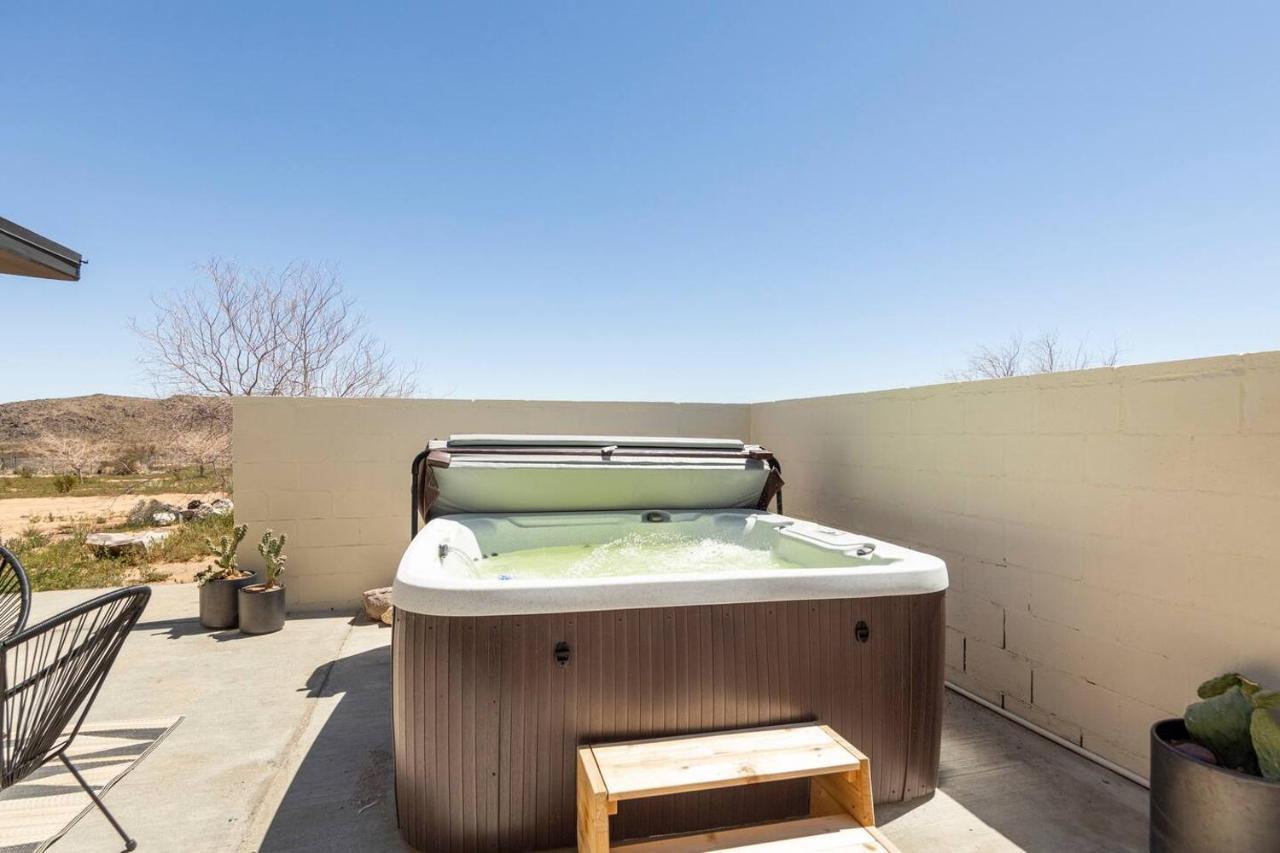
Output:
470 531 801 579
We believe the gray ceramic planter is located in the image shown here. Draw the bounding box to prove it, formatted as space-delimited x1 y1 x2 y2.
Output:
238 584 286 634
198 573 258 629
1150 719 1280 852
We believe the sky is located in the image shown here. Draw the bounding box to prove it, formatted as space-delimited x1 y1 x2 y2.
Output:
4 2 1280 404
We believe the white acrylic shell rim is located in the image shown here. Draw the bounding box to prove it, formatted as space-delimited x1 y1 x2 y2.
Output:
393 509 948 617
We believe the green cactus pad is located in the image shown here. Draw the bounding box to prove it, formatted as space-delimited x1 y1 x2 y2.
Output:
196 523 249 586
1197 672 1260 700
257 529 288 587
1252 706 1280 782
1185 685 1258 772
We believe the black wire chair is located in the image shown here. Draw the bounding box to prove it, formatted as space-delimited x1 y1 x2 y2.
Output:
1 585 150 851
0 545 32 641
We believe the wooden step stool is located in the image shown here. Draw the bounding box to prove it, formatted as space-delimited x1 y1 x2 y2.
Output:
576 723 901 852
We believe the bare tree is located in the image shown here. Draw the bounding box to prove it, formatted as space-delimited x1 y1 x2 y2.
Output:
131 259 417 398
164 428 231 477
148 397 232 477
167 395 232 435
1025 331 1121 374
34 432 108 481
1095 338 1122 369
951 331 1121 381
949 334 1025 381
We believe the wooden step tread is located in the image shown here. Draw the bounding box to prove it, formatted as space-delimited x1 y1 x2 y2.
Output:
616 814 899 852
587 724 862 802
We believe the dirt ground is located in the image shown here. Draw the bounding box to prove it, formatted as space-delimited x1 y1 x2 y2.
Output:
131 560 202 584
1 491 230 586
0 491 228 537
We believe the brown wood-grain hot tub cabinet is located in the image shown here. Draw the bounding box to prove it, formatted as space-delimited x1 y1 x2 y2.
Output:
392 591 945 852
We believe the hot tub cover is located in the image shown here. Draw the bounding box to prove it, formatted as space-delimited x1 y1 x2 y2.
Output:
412 434 783 520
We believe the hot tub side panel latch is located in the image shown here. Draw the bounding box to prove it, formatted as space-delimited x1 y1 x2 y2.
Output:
554 641 571 666
855 620 870 643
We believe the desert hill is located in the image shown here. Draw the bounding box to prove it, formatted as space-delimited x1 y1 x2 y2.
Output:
0 394 228 467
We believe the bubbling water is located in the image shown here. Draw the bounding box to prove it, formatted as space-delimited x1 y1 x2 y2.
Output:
474 531 798 579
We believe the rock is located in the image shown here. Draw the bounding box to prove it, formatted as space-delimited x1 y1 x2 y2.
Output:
207 498 234 516
86 529 173 555
127 498 184 527
363 587 393 624
125 500 153 526
189 497 234 519
125 497 232 526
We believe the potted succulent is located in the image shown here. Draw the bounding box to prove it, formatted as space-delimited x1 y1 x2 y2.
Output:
238 529 287 634
1150 672 1280 852
196 523 256 629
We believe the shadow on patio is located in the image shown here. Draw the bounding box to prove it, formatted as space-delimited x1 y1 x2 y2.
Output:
255 629 410 853
879 692 1147 852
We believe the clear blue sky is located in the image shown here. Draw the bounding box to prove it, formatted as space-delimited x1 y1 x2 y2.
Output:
4 2 1279 404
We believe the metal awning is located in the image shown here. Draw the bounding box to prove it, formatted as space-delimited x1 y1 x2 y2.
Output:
0 216 82 281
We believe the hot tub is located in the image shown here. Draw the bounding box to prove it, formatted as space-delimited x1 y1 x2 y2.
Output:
392 436 947 852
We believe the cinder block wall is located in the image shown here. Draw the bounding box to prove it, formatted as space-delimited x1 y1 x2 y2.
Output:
232 398 751 609
232 353 1280 776
750 352 1280 775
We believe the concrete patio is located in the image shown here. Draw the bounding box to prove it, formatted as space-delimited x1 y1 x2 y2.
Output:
13 584 1148 852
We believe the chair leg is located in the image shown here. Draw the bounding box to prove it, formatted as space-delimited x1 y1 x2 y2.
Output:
59 754 138 851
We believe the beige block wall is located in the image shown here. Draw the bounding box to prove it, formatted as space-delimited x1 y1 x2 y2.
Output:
232 352 1280 777
750 351 1280 776
232 397 751 610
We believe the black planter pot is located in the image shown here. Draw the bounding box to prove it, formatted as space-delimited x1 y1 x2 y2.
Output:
1151 718 1280 852
198 573 258 629
238 584 286 634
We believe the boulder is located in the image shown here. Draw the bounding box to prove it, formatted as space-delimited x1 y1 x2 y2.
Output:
188 497 235 520
86 529 173 555
207 498 234 516
126 497 231 526
127 498 184 527
363 587 393 624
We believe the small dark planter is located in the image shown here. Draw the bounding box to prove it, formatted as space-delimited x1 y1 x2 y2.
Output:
1151 718 1280 853
238 584 286 635
198 573 257 629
